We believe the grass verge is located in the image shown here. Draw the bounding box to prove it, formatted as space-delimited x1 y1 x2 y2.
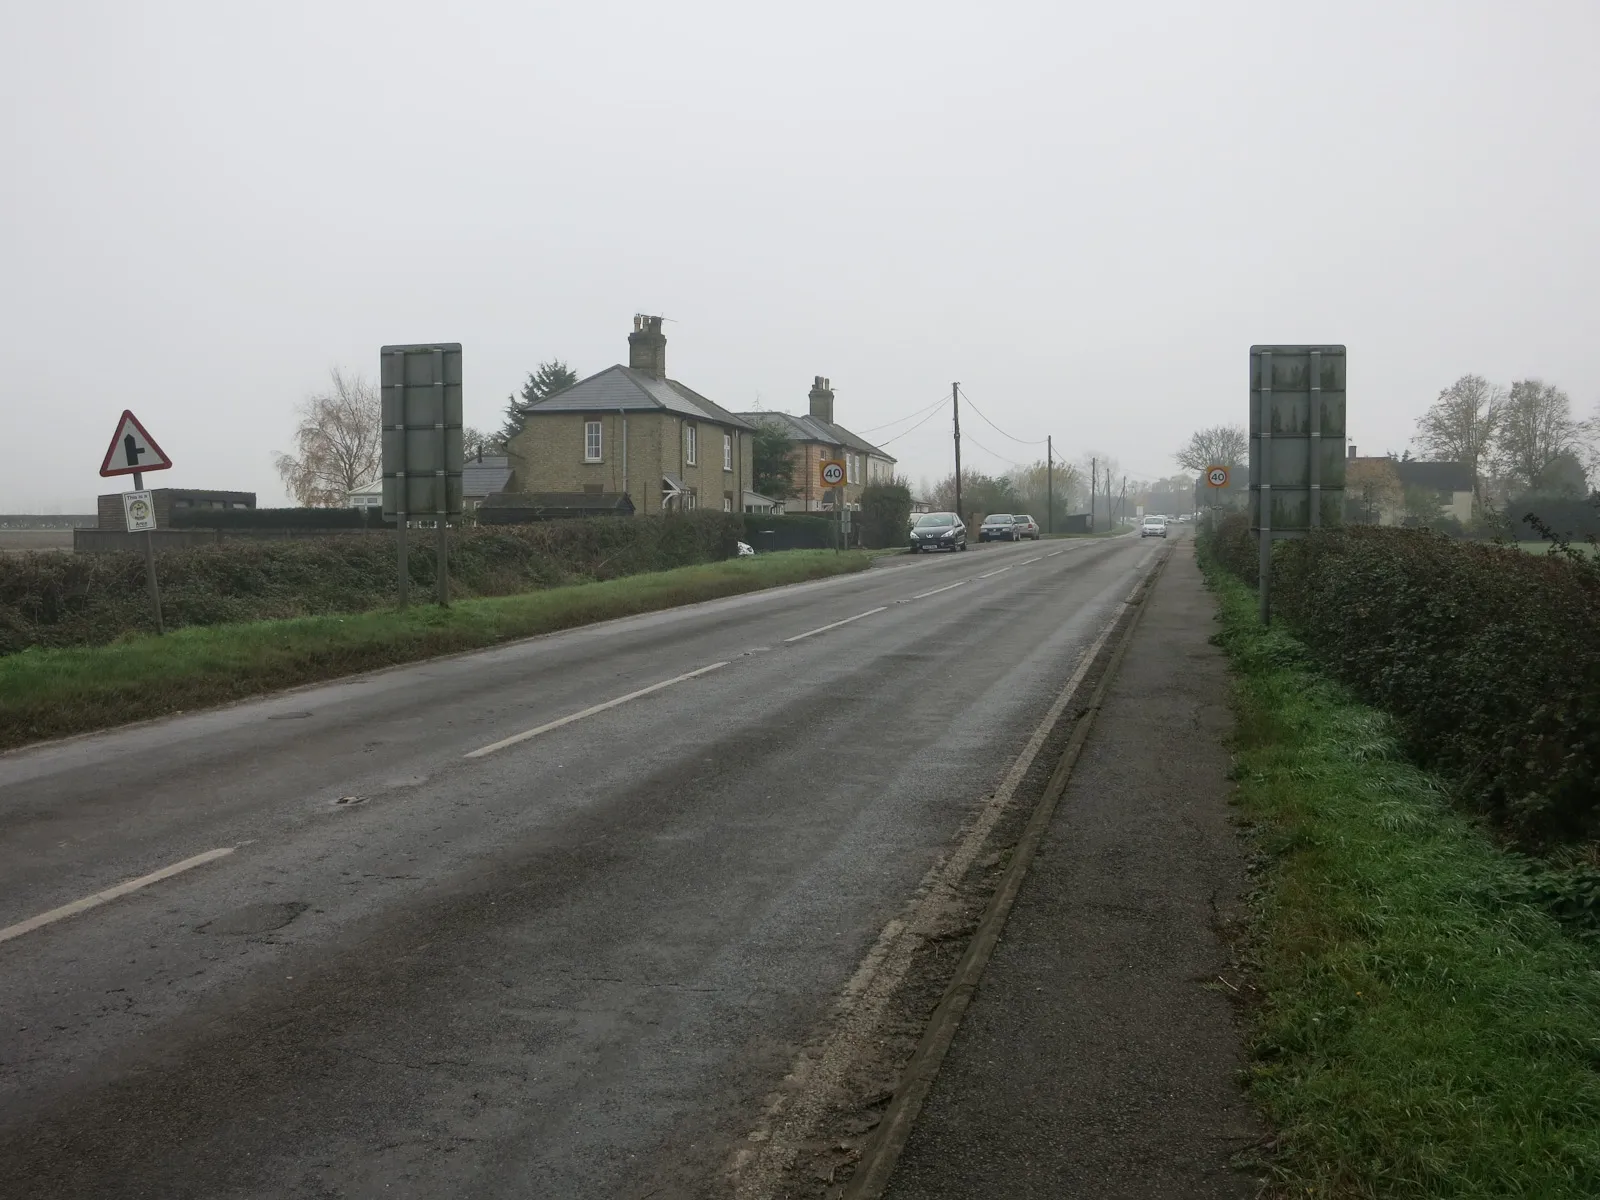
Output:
1206 562 1600 1197
0 550 870 751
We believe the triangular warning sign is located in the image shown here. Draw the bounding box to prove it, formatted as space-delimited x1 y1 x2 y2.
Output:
100 410 173 477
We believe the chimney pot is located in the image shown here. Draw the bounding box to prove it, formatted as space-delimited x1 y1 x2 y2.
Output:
628 314 667 378
808 375 835 425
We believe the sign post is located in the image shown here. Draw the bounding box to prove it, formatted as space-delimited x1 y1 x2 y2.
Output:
100 410 172 635
1205 465 1228 534
1249 346 1346 624
820 460 846 553
381 344 464 608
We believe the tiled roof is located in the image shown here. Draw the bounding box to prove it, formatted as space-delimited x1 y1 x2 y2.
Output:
462 456 512 498
521 365 755 431
1395 460 1474 493
734 410 895 461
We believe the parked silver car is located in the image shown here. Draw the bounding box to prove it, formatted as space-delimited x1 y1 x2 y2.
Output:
1011 514 1041 540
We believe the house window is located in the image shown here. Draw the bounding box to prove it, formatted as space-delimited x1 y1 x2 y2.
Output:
584 420 602 462
684 488 698 510
723 432 732 472
723 493 732 512
685 423 697 465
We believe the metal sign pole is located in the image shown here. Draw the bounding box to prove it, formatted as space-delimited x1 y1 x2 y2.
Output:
396 477 409 609
1257 352 1273 625
132 469 165 635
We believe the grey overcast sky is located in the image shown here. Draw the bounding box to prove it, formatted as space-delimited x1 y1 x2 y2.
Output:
2 0 1596 509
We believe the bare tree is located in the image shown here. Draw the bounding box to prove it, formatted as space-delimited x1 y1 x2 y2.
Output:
274 368 382 506
1496 379 1584 493
1414 375 1503 513
463 426 503 460
1174 425 1247 473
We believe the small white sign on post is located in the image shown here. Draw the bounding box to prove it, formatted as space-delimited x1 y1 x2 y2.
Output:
123 490 156 532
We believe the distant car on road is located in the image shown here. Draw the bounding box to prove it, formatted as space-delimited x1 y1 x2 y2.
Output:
910 512 967 552
1140 516 1168 538
1011 514 1040 540
979 514 1018 542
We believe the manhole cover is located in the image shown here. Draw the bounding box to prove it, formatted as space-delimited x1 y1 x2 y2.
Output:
199 901 308 936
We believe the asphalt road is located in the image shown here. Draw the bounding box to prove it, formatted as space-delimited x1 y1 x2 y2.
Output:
0 533 1163 1199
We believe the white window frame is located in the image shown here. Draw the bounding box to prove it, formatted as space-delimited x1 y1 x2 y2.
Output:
584 420 602 463
722 495 732 512
723 432 732 472
684 487 698 510
685 423 697 466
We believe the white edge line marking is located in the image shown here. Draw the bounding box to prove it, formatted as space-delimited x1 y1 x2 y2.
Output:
977 565 1013 579
730 586 1137 1196
911 580 968 600
782 606 889 644
465 661 731 758
0 847 236 946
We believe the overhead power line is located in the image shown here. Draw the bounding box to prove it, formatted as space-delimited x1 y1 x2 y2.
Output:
957 387 1049 446
876 397 951 446
858 392 954 435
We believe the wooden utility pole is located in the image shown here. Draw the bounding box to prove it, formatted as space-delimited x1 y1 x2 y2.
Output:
951 382 962 525
1046 435 1053 535
1118 476 1127 530
1089 457 1097 532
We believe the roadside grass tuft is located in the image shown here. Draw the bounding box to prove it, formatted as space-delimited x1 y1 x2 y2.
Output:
0 551 869 750
1207 563 1600 1198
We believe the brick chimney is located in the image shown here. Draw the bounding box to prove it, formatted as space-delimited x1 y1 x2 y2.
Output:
808 376 834 425
628 314 667 379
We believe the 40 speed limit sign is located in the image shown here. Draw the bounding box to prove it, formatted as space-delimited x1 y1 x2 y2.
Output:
820 460 845 487
1206 465 1229 488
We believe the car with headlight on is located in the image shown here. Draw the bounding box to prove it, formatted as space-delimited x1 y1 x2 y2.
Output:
979 513 1018 542
1140 516 1168 538
909 512 967 552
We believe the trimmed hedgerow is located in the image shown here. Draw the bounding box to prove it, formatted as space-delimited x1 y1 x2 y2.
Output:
0 511 742 654
1213 514 1600 847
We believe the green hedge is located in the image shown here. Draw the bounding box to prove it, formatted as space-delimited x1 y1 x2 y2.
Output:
1210 514 1600 847
0 511 742 654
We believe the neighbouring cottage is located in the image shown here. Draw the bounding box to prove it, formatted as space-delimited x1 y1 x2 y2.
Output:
506 316 756 515
735 378 896 513
1347 446 1474 524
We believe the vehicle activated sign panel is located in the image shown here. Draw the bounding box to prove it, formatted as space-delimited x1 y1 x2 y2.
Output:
380 344 464 520
1248 345 1346 534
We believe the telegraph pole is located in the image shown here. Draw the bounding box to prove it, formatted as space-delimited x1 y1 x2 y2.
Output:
951 382 962 527
1119 476 1127 530
1046 435 1053 535
1090 457 1097 532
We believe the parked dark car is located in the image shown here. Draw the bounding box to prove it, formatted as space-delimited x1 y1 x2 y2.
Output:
979 513 1018 542
909 512 967 552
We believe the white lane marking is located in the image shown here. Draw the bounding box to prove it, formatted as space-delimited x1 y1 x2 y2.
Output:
977 566 1013 579
464 662 731 758
0 847 236 946
1018 556 1042 565
1046 549 1064 557
731 588 1135 1196
782 607 888 644
911 580 968 600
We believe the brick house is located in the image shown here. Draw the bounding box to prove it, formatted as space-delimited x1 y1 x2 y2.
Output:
736 378 896 513
506 316 756 515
